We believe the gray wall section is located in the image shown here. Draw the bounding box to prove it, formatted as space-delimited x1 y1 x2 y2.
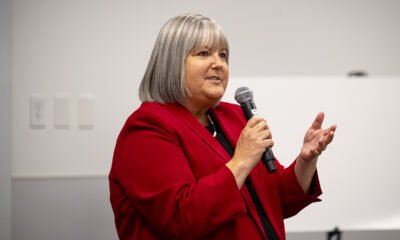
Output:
341 230 400 239
287 230 400 240
12 177 118 240
12 177 400 240
0 0 12 239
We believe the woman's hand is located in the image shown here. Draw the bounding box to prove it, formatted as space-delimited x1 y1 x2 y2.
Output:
227 116 273 188
299 112 336 164
295 112 336 192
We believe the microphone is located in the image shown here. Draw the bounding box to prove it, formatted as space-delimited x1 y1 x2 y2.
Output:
234 86 277 173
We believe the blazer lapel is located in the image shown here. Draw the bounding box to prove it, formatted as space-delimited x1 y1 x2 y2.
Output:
164 103 231 163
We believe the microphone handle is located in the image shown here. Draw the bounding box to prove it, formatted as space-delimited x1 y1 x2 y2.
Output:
241 101 277 173
263 149 277 173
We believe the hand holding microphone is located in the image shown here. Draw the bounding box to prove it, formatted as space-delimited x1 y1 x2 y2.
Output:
235 87 277 173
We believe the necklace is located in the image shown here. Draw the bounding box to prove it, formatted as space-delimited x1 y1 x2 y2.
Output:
207 114 217 137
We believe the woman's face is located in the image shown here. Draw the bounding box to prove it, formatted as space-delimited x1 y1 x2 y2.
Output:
184 45 229 110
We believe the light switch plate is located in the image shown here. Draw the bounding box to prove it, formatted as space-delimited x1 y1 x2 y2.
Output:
78 95 94 129
53 95 70 129
30 95 47 129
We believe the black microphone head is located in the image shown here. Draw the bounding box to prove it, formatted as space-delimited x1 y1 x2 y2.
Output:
234 86 253 104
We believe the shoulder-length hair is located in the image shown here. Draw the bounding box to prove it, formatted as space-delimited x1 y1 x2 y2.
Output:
139 13 229 104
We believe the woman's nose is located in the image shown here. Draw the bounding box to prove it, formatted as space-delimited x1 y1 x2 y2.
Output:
210 52 224 69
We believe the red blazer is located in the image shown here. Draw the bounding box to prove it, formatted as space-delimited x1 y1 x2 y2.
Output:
109 102 322 240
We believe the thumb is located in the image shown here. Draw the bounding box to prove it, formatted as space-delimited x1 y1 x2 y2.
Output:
310 112 324 130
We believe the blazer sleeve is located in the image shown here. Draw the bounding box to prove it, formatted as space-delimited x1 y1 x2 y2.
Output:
276 160 322 218
112 110 247 239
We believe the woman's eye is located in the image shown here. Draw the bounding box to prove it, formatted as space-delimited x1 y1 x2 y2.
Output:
198 51 209 57
219 52 228 59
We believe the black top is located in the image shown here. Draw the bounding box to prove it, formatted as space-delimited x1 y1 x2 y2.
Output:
205 114 278 240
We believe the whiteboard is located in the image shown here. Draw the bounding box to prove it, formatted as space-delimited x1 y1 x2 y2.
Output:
223 76 400 231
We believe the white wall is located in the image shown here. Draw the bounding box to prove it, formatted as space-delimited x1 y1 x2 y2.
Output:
224 76 400 231
12 0 400 177
10 0 400 239
0 0 12 239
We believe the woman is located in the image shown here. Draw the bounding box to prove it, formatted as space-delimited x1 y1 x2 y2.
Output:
109 13 336 240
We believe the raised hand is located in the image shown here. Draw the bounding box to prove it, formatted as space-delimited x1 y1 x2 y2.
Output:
295 112 336 193
299 112 336 164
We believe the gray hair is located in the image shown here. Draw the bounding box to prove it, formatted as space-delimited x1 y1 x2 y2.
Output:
139 13 229 104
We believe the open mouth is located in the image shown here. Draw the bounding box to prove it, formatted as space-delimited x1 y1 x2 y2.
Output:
206 76 222 81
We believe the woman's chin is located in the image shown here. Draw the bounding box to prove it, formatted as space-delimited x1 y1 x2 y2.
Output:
205 95 223 107
208 88 225 99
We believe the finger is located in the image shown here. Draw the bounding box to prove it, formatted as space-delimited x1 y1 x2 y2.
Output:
318 136 325 146
324 131 335 145
323 128 332 137
320 130 335 150
323 124 337 135
318 137 327 151
258 129 272 140
255 119 268 131
310 112 325 130
246 116 265 128
262 138 274 148
323 125 336 138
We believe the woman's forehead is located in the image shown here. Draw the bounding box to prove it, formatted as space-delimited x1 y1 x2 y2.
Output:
193 34 228 50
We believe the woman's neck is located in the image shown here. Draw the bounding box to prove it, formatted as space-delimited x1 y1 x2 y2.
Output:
193 109 210 126
182 102 210 126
